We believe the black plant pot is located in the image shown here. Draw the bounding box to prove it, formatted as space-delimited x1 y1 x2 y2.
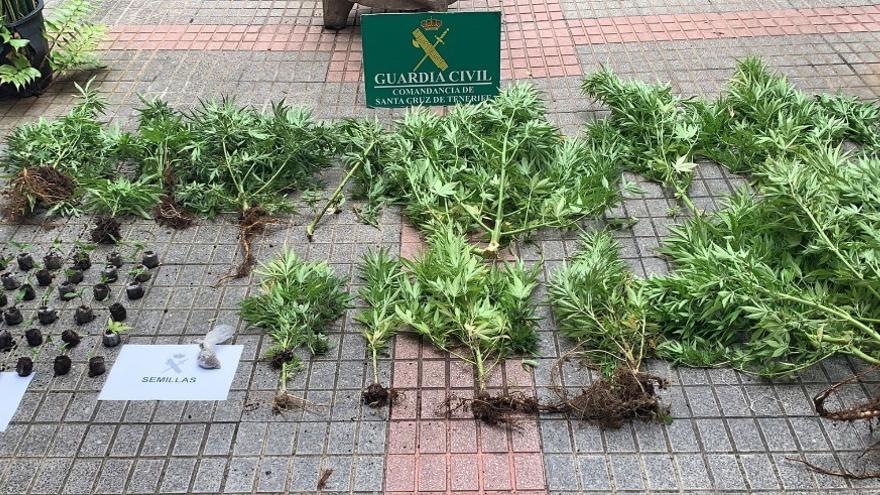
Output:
25 327 43 346
100 265 118 283
0 330 12 352
142 251 160 269
93 283 110 302
43 252 63 271
35 268 53 287
53 355 71 376
108 302 126 322
58 282 77 301
88 356 106 377
72 252 91 271
126 282 144 300
66 269 84 284
102 331 120 347
74 305 94 325
132 265 151 283
0 0 52 98
61 329 80 347
16 253 34 271
16 356 33 377
107 252 123 268
19 283 35 301
4 306 23 326
1 272 21 290
37 305 57 325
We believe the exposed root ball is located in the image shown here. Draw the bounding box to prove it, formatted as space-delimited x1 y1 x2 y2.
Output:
362 383 399 408
557 367 668 429
444 391 550 426
153 195 193 229
4 167 75 220
272 391 323 415
269 349 294 370
230 206 274 280
814 366 880 422
90 216 121 244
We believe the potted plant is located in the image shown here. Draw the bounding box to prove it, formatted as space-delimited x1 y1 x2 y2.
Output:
43 242 63 270
24 327 42 346
0 329 12 351
108 301 125 322
102 318 129 347
35 265 53 286
60 328 80 347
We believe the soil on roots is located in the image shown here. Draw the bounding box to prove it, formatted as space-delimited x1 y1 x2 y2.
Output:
153 195 194 229
269 349 294 370
3 167 75 220
223 206 274 282
362 382 400 408
444 391 553 426
90 216 121 244
814 366 880 422
272 391 322 415
556 367 668 429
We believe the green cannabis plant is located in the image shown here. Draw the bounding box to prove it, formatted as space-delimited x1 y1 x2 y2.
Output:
356 247 406 407
309 84 626 254
240 249 349 413
548 231 668 427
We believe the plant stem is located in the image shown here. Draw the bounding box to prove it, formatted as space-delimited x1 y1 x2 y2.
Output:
371 346 379 384
307 141 376 240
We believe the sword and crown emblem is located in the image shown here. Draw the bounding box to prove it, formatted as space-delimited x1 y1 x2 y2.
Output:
412 18 450 71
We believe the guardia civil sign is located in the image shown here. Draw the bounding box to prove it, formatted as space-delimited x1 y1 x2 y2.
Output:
361 11 501 108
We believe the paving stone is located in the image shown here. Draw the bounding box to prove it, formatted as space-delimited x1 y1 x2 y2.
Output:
544 454 580 491
61 458 101 494
609 454 645 491
192 458 228 493
94 458 133 495
224 457 258 493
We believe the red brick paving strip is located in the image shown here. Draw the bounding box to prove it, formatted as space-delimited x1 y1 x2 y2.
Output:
102 6 880 81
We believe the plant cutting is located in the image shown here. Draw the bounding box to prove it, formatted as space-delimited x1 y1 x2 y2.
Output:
128 265 150 283
35 267 52 286
3 304 22 325
24 327 41 346
82 176 161 219
15 355 32 377
1 271 21 289
92 282 109 301
125 281 143 300
43 243 63 270
57 281 76 300
308 85 627 255
99 265 117 283
356 247 405 407
102 318 128 347
141 250 159 269
108 302 125 322
73 304 94 325
64 267 82 284
53 353 70 375
106 251 123 268
240 249 349 413
0 329 12 351
548 231 668 427
391 226 543 424
71 242 92 270
60 328 80 347
37 305 56 324
18 281 33 301
16 251 33 271
87 355 104 377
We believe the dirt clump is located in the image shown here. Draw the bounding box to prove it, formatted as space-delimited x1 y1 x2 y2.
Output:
4 167 75 220
90 215 121 244
153 195 194 229
362 383 400 408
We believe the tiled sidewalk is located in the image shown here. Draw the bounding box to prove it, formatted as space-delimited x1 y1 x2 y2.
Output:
1 0 880 494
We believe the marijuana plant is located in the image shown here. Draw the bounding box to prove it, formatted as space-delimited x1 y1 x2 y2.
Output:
240 249 349 412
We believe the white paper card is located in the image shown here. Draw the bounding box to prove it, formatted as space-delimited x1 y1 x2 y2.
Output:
0 372 34 431
98 344 243 401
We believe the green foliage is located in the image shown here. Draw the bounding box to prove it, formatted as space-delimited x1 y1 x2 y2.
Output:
548 231 653 376
45 0 106 76
311 84 625 253
134 97 336 217
393 225 541 390
0 26 41 89
82 176 162 218
240 250 349 383
355 247 405 383
1 0 36 24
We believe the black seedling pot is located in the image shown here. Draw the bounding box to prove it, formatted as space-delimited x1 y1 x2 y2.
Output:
108 303 126 322
72 251 91 271
17 253 34 271
35 269 53 287
25 327 43 347
66 269 83 284
43 252 63 271
0 292 6 307
93 283 110 302
1 272 21 290
88 356 106 377
61 329 80 347
37 306 57 325
4 307 23 326
132 265 151 283
107 252 123 268
16 356 33 377
74 305 95 325
126 282 144 300
19 284 35 301
53 355 71 376
0 330 13 352
141 251 160 269
102 330 120 347
58 282 77 301
100 265 118 283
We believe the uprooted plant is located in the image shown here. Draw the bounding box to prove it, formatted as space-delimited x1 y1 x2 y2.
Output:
133 97 336 278
308 84 627 255
392 225 543 424
355 247 405 407
548 231 669 428
240 249 349 413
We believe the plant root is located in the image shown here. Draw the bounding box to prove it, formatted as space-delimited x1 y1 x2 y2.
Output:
317 468 333 491
554 367 668 428
362 382 400 408
90 215 121 244
3 167 75 220
153 195 193 229
787 457 880 480
814 366 880 422
271 391 323 415
443 391 556 426
220 206 274 283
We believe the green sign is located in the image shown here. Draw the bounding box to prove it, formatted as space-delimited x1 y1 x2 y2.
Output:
361 11 501 108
